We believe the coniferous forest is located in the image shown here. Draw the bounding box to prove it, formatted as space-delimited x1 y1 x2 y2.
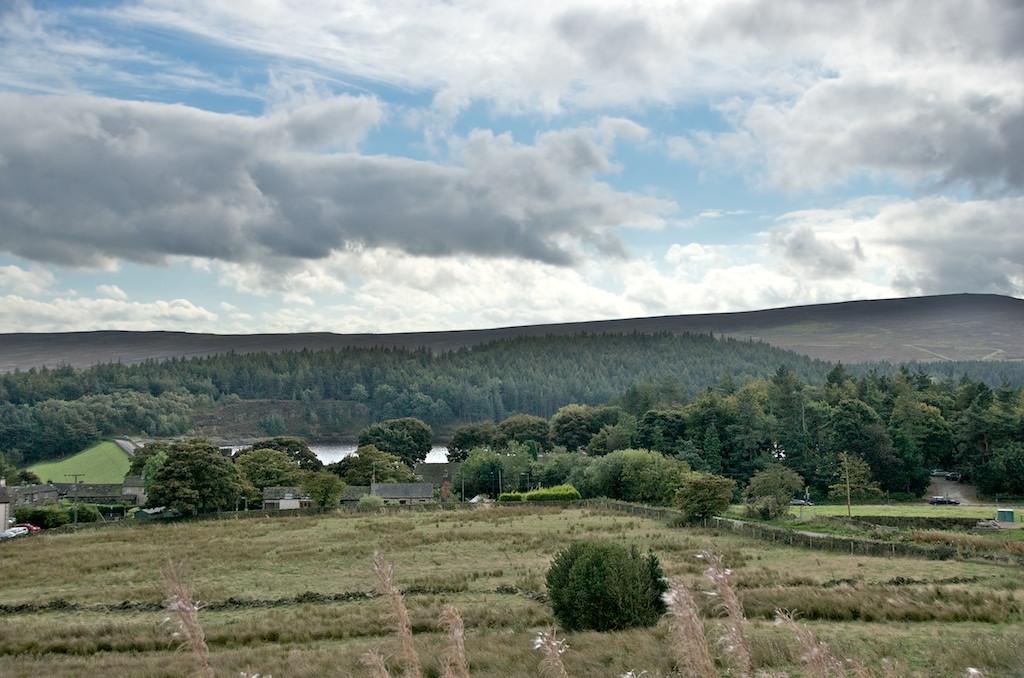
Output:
2 330 1024 498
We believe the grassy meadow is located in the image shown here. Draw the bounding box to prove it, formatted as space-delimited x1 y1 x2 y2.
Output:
26 440 131 484
1 504 1023 677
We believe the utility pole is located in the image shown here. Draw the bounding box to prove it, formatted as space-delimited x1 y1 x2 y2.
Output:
843 453 852 518
65 473 84 524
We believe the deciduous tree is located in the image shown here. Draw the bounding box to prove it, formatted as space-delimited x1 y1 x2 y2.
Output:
146 439 243 515
301 471 345 510
743 464 805 519
329 445 417 486
674 472 735 522
358 418 433 468
236 448 304 490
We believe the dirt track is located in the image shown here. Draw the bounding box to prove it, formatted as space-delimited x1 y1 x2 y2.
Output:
927 477 978 505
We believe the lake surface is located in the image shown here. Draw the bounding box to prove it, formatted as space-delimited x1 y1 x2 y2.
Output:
310 444 449 465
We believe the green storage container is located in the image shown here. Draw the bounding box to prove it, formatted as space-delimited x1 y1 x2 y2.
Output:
996 509 1014 522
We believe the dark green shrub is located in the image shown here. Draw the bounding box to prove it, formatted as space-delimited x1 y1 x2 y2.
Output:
545 539 667 631
72 503 102 523
498 491 525 502
525 484 582 501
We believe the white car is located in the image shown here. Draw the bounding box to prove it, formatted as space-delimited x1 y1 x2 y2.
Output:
0 526 30 540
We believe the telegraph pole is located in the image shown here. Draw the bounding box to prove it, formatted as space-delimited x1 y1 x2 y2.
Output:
65 473 84 524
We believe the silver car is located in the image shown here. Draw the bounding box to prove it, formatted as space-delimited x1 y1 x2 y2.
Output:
0 526 30 539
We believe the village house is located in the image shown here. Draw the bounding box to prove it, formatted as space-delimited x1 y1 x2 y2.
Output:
261 486 314 510
260 481 436 510
0 481 60 511
371 481 434 505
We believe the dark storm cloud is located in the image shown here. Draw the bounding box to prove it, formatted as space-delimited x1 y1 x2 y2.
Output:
770 226 863 279
0 94 672 269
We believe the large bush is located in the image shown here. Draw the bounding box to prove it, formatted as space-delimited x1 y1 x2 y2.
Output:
546 540 667 632
525 484 581 501
674 472 736 522
13 504 70 529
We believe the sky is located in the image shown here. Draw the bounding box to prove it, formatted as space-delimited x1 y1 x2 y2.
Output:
1 0 1022 334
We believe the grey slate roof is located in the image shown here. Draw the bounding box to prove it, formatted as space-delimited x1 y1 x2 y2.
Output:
371 482 434 500
261 486 311 501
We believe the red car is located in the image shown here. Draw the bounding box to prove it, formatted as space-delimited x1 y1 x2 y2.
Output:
13 523 40 533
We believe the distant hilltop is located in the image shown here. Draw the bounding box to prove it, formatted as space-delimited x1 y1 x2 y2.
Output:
1 293 1022 372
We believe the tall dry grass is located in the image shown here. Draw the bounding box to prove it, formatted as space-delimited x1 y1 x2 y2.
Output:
160 559 214 678
369 550 422 678
150 547 1008 678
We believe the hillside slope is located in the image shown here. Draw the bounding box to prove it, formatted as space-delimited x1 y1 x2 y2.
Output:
2 293 1022 372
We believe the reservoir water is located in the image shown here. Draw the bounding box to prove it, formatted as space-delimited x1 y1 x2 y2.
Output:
309 444 449 465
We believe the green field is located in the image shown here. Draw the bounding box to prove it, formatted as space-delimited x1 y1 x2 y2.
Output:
788 503 1023 521
26 440 131 484
1 504 1022 677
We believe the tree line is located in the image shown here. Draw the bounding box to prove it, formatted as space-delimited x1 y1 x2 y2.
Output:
445 364 1024 500
1 332 1022 500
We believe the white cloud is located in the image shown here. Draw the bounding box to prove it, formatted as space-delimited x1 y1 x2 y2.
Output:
773 196 1024 296
0 294 217 332
96 283 128 300
0 264 56 297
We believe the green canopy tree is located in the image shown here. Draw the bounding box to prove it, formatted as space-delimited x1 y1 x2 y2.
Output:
573 448 684 504
743 464 805 519
358 417 432 468
146 439 243 515
828 452 883 516
495 414 550 452
674 472 735 522
447 421 498 462
239 436 322 471
328 445 417 486
236 448 304 490
549 404 599 451
301 471 346 510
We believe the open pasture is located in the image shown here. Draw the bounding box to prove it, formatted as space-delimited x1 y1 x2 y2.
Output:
25 440 131 485
791 503 1022 521
1 505 1023 677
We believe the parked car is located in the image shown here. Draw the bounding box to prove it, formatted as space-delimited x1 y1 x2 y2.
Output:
13 523 40 533
0 526 30 539
788 499 814 506
928 496 960 505
945 472 962 482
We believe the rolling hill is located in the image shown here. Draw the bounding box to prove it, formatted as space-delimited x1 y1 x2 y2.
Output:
2 293 1022 372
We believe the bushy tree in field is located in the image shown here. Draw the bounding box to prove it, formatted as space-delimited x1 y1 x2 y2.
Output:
358 417 433 468
546 540 667 632
744 464 805 519
674 472 735 521
146 439 243 515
